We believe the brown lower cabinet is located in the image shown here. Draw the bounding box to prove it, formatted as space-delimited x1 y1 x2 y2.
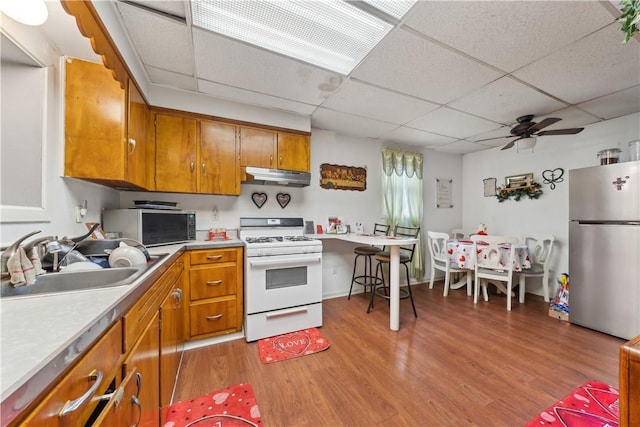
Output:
12 254 186 426
185 247 244 340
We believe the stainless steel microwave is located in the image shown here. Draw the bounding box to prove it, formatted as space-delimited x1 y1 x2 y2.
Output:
102 209 196 246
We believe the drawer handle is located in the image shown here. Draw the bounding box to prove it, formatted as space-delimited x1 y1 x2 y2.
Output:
59 369 103 417
206 314 223 320
206 280 222 286
206 255 223 260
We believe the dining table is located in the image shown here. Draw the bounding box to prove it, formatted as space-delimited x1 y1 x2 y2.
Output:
310 232 418 331
445 239 531 295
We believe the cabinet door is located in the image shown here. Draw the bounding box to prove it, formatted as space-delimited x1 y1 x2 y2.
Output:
277 132 310 172
64 58 126 181
92 369 141 427
239 127 276 168
200 120 239 195
123 311 160 427
126 81 149 188
154 113 197 192
160 285 184 423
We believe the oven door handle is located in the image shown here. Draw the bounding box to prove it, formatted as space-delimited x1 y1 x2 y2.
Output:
249 256 322 268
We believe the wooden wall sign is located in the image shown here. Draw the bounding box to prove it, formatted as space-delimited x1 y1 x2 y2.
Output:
320 163 366 191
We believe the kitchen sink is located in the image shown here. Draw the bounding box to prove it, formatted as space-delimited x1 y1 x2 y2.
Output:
0 254 169 298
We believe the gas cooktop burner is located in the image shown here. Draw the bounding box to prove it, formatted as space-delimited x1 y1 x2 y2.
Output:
244 235 315 244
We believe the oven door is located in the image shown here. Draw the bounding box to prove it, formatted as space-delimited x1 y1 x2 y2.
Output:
245 252 322 314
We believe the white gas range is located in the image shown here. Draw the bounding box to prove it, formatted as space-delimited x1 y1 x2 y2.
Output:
239 217 323 342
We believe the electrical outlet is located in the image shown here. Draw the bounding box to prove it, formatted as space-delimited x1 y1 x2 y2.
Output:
75 206 82 223
212 206 219 220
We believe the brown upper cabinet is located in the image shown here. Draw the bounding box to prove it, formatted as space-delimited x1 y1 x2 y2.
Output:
154 113 240 195
240 127 310 172
64 58 150 190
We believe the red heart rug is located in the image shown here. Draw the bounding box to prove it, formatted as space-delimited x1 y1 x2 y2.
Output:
525 380 619 427
164 383 262 427
258 327 330 363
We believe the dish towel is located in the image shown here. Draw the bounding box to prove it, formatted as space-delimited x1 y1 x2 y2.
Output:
7 247 37 286
29 247 46 276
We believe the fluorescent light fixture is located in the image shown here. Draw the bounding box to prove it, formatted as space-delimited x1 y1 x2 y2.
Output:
0 0 48 26
191 1 415 75
517 137 537 151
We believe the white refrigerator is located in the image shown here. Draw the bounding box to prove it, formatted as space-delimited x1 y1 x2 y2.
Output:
569 161 640 340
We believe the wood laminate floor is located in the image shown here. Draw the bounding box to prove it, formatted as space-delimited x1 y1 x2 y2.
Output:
174 282 624 426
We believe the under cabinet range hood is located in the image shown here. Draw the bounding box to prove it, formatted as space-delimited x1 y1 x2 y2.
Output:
243 167 311 187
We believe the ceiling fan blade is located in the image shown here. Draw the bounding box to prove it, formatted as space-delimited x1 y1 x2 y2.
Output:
475 135 511 143
500 138 520 151
537 128 584 136
526 117 562 133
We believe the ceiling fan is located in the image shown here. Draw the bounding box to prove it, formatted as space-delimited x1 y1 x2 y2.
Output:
476 115 584 151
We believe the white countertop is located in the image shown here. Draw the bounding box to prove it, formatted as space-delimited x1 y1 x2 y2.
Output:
308 232 418 246
0 239 243 425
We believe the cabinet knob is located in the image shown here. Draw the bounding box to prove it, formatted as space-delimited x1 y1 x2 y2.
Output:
128 138 136 155
190 161 195 172
201 163 206 174
279 155 283 166
270 155 273 166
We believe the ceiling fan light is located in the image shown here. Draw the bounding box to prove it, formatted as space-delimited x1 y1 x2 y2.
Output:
518 137 537 151
0 0 48 26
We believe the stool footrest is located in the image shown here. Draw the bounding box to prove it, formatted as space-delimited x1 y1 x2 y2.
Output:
374 287 410 300
352 275 384 287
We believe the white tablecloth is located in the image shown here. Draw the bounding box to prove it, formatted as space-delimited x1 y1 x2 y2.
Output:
446 239 530 271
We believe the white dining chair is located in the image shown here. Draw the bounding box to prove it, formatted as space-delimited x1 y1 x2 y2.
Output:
451 228 473 239
518 234 555 303
427 231 472 296
470 234 520 310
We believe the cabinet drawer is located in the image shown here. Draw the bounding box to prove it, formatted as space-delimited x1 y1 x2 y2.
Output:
190 299 238 336
190 249 238 265
21 322 122 426
190 265 237 300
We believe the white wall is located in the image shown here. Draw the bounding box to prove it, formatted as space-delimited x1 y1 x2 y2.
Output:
461 112 640 298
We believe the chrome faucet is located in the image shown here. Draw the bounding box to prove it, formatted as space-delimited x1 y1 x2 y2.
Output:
0 230 41 277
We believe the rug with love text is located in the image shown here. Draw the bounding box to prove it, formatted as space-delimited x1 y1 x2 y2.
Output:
258 327 330 363
525 380 619 427
164 383 262 427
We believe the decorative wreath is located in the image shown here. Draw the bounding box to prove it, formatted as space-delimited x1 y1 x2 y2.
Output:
496 181 543 202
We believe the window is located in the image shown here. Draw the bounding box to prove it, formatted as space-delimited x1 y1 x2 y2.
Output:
381 147 424 277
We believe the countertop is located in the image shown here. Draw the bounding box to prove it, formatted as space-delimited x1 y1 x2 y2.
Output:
0 239 243 425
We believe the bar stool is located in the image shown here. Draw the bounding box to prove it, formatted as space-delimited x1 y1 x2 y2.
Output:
348 223 390 299
368 225 420 317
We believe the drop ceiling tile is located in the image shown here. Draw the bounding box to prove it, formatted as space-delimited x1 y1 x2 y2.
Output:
352 28 503 105
321 80 440 124
119 0 187 18
146 66 197 91
312 108 398 139
198 80 317 115
406 1 613 72
578 86 640 120
434 140 489 154
512 25 640 104
407 107 503 139
380 126 456 147
193 28 342 106
448 76 567 124
117 2 194 75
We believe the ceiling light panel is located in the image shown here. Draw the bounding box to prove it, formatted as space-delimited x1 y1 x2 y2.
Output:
191 0 396 75
363 0 416 19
